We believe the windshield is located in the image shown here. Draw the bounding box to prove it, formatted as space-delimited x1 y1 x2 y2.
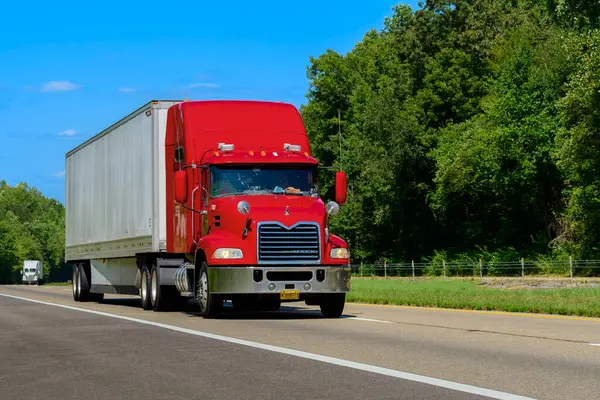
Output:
210 165 318 198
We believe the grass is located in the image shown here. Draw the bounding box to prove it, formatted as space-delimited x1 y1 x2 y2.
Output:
44 282 70 286
347 278 600 318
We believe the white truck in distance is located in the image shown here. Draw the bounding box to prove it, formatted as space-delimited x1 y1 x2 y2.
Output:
22 260 44 285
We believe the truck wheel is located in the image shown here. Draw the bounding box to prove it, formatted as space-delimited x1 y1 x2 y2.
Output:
320 293 346 318
77 264 91 302
150 263 173 312
140 265 151 310
196 262 222 318
72 266 80 301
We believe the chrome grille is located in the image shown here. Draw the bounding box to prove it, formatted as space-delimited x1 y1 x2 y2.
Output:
258 222 320 264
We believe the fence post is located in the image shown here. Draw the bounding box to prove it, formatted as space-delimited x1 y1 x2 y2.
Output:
384 261 387 278
443 260 446 279
521 258 525 280
479 259 483 279
569 256 573 281
360 262 363 277
412 260 415 280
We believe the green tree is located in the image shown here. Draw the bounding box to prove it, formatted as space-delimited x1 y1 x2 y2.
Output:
0 181 66 283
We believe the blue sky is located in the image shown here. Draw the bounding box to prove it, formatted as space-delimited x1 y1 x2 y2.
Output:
0 0 417 204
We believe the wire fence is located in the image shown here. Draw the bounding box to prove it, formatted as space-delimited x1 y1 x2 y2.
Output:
350 259 600 279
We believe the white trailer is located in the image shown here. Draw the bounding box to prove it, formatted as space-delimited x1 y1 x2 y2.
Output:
22 260 44 285
65 100 182 301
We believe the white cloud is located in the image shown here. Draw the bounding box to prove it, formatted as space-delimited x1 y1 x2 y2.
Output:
41 81 81 92
118 87 136 93
188 82 220 89
54 170 66 178
58 129 77 136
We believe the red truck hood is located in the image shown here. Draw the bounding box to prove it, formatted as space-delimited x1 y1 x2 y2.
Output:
201 194 348 265
210 194 326 226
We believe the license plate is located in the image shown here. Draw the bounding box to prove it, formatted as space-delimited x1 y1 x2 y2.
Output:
280 290 300 300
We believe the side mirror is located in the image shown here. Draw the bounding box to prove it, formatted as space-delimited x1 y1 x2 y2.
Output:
175 170 188 203
335 171 347 205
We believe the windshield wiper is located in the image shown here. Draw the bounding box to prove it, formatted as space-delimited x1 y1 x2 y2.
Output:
216 189 271 198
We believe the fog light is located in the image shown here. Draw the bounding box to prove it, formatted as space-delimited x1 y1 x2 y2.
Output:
268 283 276 291
304 283 311 291
253 269 263 282
316 269 325 282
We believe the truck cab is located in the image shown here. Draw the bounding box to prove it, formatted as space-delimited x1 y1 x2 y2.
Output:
21 260 44 285
165 100 351 317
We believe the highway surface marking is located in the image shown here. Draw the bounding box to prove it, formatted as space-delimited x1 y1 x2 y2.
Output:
0 292 533 400
589 343 600 347
351 302 600 322
344 316 393 324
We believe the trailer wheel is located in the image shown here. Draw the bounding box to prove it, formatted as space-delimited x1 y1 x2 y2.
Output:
319 293 346 318
140 265 152 310
76 264 91 302
150 263 174 312
72 266 79 301
196 262 222 318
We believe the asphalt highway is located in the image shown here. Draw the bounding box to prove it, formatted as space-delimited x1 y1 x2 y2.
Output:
1 285 599 400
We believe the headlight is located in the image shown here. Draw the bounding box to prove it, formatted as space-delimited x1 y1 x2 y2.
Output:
330 248 350 259
212 248 243 259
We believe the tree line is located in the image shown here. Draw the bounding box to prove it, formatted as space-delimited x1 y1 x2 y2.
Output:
303 0 600 264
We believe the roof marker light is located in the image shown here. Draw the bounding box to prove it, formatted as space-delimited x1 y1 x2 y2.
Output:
273 152 279 156
218 143 234 151
261 150 266 156
284 143 302 152
249 150 255 156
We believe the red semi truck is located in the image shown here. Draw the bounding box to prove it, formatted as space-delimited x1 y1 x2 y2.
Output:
65 99 351 318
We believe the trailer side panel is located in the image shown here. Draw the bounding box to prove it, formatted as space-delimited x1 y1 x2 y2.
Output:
65 102 179 261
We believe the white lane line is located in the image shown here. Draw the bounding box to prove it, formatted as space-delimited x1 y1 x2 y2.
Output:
589 343 600 347
344 316 393 324
0 293 533 400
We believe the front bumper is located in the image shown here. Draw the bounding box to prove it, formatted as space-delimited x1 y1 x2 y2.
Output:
207 265 351 295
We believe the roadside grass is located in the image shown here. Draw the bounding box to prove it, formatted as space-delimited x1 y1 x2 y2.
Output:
347 278 600 318
44 282 71 286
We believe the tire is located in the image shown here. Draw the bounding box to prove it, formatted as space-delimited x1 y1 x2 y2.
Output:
320 293 346 318
150 263 173 312
78 264 91 302
72 266 79 301
140 265 152 310
196 262 222 318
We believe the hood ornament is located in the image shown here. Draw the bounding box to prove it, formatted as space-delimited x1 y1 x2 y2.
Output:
284 206 290 216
